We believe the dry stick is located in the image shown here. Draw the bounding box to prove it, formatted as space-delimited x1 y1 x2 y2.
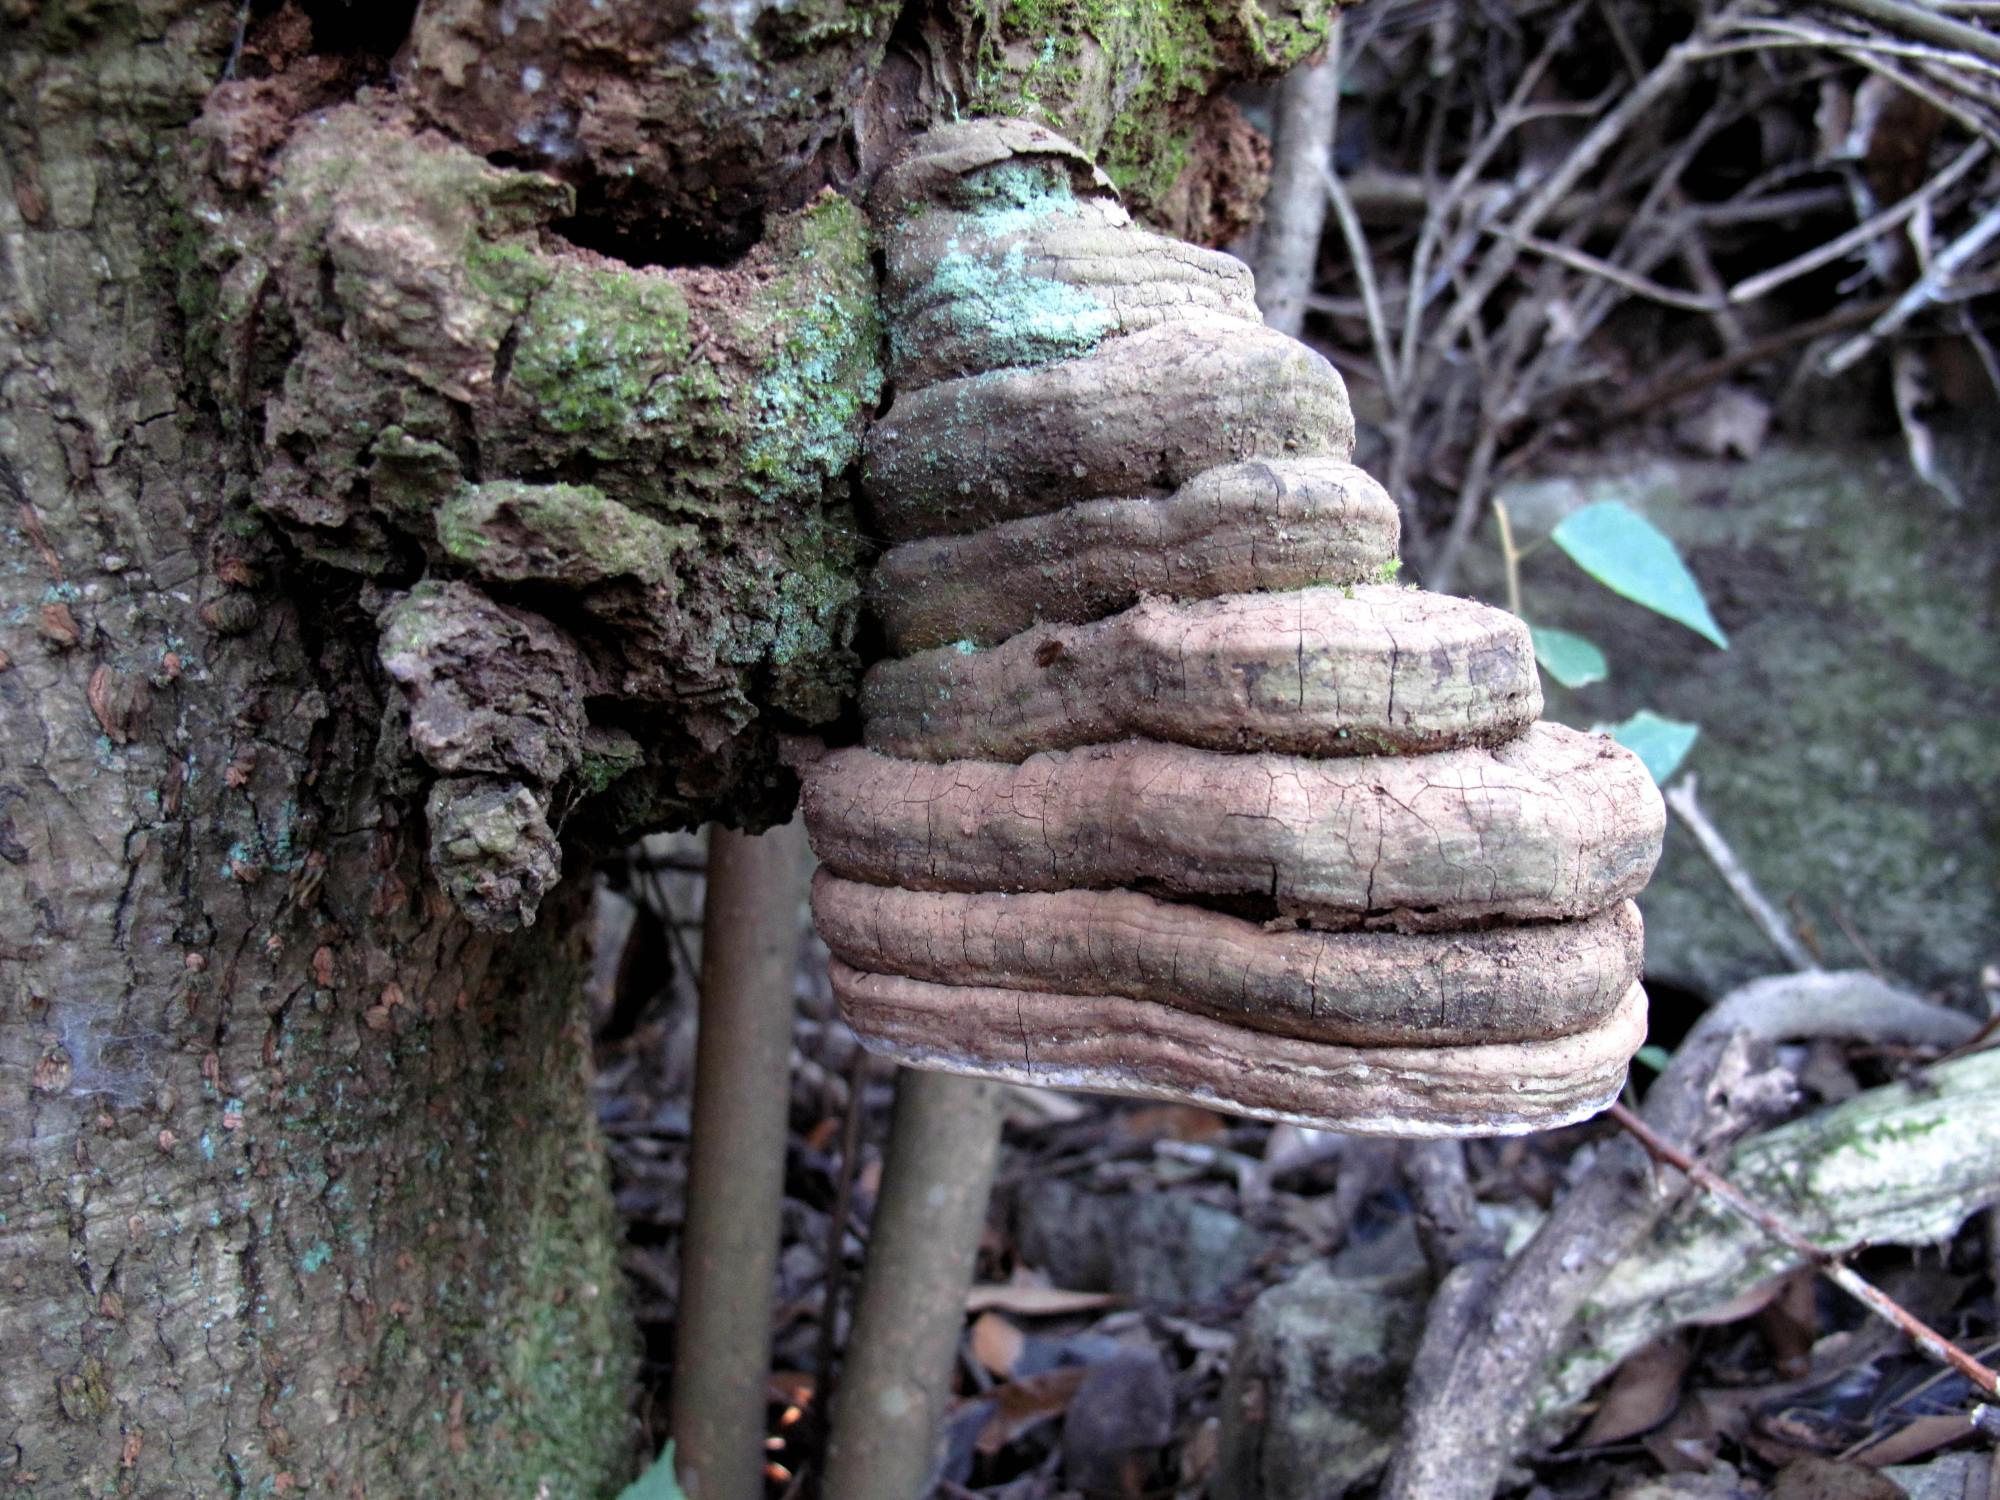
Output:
823 1068 1006 1500
1421 23 1716 391
670 820 810 1500
1387 2 1588 514
1608 1101 2000 1397
1381 1026 1754 1500
1321 161 1399 406
1606 296 1893 419
1818 0 2000 68
1501 230 1725 311
1729 138 1991 304
1593 0 1750 351
812 1049 877 1421
1665 774 1822 974
1256 29 1342 340
1823 194 2000 372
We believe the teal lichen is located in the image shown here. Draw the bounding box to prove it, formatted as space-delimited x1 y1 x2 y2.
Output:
913 241 1117 372
741 197 883 505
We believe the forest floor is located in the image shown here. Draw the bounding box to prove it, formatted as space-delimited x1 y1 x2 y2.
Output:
585 836 1997 1500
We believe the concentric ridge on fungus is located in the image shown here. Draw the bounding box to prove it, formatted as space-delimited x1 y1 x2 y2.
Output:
802 119 1665 1135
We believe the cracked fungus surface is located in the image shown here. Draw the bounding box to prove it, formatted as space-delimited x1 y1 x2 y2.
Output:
803 119 1663 1135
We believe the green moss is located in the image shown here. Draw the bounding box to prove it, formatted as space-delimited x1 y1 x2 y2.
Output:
437 480 690 589
465 239 556 307
509 266 709 456
967 0 1335 208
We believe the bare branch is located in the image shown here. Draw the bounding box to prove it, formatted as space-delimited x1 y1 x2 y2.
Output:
1729 139 1991 303
1609 1099 2000 1396
1666 774 1823 973
1823 193 2000 371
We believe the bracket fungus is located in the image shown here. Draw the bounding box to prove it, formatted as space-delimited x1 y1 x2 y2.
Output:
803 120 1665 1136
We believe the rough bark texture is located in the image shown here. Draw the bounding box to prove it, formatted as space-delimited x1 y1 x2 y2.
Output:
806 724 1663 929
812 875 1645 1046
0 0 1350 1484
1 8 637 1490
861 585 1541 762
830 966 1648 1136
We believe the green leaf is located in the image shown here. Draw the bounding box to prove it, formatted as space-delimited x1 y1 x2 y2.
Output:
1528 624 1609 688
618 1442 690 1500
1633 1044 1674 1074
1595 710 1700 784
1550 502 1730 648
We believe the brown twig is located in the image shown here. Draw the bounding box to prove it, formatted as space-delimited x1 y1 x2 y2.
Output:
670 820 811 1500
1256 33 1342 339
1665 775 1822 974
1728 139 1991 304
1817 0 2000 68
823 1069 1006 1499
1608 1100 2000 1397
1605 297 1894 419
812 1049 878 1422
1823 194 2000 372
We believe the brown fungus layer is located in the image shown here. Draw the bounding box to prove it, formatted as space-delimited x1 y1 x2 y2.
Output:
802 119 1663 1134
861 585 1541 762
813 874 1645 1048
803 724 1662 931
869 457 1400 653
831 965 1650 1137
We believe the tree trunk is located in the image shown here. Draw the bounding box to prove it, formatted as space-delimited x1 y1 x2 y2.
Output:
1 0 1341 1489
2 13 633 1491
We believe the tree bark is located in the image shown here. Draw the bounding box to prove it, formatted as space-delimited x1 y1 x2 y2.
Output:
0 0 1344 1489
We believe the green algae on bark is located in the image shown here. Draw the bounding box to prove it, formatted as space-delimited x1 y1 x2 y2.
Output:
195 102 882 840
964 0 1343 223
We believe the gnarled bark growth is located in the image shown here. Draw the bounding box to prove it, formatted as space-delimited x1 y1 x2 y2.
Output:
803 120 1665 1135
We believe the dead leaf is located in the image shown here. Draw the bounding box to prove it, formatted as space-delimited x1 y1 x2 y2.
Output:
1849 1413 1978 1469
1772 1455 1909 1500
39 602 80 647
975 1365 1089 1455
966 1284 1122 1317
1675 385 1771 461
767 1371 815 1408
1061 1347 1173 1497
1113 1104 1230 1143
1579 1335 1694 1447
1180 1416 1221 1489
970 1312 1025 1378
1892 346 1964 508
1756 1271 1819 1380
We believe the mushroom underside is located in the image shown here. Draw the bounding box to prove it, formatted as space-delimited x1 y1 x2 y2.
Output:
832 964 1650 1137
